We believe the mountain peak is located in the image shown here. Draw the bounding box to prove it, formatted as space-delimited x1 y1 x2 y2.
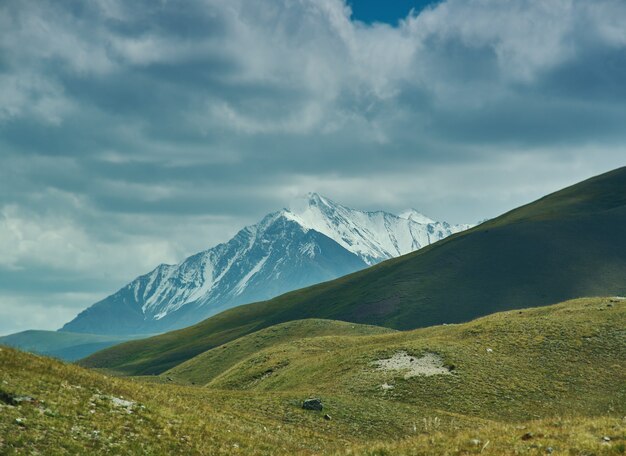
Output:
288 194 470 265
250 209 308 237
62 193 471 336
305 192 334 208
399 209 435 225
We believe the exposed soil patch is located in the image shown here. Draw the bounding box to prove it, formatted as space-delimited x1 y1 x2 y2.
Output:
371 351 452 378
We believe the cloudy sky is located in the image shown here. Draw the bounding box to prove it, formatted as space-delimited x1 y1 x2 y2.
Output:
1 0 626 335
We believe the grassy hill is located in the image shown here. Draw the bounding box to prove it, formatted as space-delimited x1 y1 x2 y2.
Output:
202 298 626 422
163 319 394 385
81 167 626 376
2 298 625 455
0 330 137 361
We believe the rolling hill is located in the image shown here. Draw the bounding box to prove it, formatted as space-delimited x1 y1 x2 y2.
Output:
163 319 395 385
81 167 626 375
2 298 625 455
199 297 626 422
163 298 626 426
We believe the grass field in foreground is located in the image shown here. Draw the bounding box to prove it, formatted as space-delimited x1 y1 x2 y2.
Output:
1 297 625 454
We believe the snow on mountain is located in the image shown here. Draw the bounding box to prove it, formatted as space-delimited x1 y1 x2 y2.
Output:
290 194 470 265
398 209 436 225
61 195 472 335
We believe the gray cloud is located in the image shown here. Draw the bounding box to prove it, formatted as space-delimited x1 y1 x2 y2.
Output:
1 0 626 334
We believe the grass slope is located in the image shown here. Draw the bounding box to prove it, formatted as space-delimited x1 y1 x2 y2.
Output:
164 319 394 385
0 330 136 361
82 167 626 376
2 298 625 455
352 416 626 456
204 298 626 422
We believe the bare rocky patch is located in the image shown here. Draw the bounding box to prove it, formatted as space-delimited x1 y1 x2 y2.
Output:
371 351 453 378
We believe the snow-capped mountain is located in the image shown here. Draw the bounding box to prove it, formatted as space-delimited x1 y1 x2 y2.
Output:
292 194 471 265
399 209 435 225
61 194 471 335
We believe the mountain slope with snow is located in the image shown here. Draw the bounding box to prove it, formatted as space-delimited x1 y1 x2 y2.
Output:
293 193 471 265
61 195 470 335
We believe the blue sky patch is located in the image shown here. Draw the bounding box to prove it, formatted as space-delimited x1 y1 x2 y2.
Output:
349 0 439 24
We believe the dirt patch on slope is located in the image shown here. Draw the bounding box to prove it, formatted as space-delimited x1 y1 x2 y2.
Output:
371 351 452 378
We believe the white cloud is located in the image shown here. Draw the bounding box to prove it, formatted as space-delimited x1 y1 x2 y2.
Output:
0 292 102 335
1 0 626 334
0 74 74 125
3 0 626 132
0 2 116 76
406 0 578 82
0 203 179 277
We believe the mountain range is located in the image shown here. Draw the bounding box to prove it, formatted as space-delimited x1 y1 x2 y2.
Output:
81 167 626 375
58 193 470 336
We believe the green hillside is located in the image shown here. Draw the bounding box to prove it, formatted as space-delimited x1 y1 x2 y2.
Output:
0 330 136 361
2 298 625 455
203 298 626 422
81 167 626 376
164 319 394 385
